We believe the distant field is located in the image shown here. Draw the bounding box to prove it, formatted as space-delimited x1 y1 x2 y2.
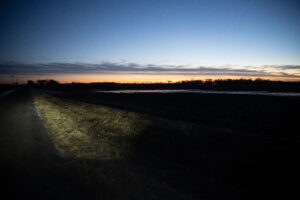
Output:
53 91 300 136
0 85 17 95
34 90 300 199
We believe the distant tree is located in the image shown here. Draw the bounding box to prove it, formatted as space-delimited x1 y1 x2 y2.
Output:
47 80 60 90
36 80 47 88
47 80 59 86
27 80 35 85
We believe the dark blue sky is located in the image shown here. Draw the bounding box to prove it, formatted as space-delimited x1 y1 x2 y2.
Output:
0 0 299 82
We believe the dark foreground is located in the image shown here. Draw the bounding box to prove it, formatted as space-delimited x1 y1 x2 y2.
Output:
54 90 300 199
62 91 300 136
0 87 95 199
1 87 300 199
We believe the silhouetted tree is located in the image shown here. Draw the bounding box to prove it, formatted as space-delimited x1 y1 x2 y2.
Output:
27 80 35 86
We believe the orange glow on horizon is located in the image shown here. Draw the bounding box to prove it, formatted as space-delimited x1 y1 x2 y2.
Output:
3 73 299 84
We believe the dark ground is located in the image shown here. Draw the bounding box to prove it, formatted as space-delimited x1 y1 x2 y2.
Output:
60 91 300 136
0 87 96 199
53 90 300 199
1 87 300 199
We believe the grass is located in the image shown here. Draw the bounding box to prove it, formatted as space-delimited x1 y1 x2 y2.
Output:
33 91 190 199
33 90 297 199
34 91 150 160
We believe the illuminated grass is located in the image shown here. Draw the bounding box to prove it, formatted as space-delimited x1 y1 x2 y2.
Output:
33 92 159 199
32 90 298 199
33 91 196 199
34 91 150 160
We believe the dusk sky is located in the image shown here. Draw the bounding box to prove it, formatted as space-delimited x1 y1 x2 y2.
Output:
0 0 300 83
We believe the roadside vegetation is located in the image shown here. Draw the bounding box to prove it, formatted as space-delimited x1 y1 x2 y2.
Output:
33 91 192 199
34 90 149 160
33 90 299 199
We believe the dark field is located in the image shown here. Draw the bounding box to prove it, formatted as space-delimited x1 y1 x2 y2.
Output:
1 85 300 199
58 91 300 136
0 84 17 95
47 90 300 199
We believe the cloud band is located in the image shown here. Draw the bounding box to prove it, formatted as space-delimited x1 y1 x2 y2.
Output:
0 62 299 78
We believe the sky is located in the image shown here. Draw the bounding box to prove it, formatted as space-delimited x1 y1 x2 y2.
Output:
0 0 300 83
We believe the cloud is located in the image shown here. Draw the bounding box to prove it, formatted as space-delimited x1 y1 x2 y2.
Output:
264 65 300 71
0 62 299 78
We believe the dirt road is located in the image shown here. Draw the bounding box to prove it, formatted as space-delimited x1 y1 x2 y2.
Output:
0 87 95 199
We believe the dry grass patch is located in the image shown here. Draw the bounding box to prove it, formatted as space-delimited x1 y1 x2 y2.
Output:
33 91 195 199
34 91 150 160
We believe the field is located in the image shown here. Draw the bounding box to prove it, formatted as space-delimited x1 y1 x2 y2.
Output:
0 84 17 95
55 91 300 136
33 90 300 199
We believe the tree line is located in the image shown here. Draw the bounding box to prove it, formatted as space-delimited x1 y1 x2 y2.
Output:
28 79 300 92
